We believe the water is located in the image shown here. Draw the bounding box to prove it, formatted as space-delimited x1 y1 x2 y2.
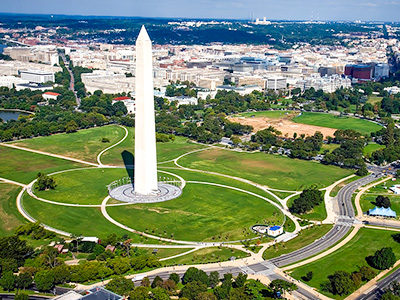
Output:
0 110 29 122
0 44 6 54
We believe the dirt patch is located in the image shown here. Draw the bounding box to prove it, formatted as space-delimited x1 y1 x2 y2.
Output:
229 116 336 139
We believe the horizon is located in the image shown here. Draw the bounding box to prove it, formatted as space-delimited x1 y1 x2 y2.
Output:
0 0 399 22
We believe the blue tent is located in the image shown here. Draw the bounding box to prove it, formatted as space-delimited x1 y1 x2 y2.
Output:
368 206 397 218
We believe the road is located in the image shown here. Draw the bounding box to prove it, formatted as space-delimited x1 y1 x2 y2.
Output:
355 267 400 299
60 53 80 107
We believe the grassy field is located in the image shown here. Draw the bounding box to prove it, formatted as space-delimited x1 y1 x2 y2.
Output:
320 143 340 154
101 127 206 165
107 182 284 242
293 112 382 135
35 167 179 205
235 110 292 119
262 225 332 260
363 143 385 156
178 148 353 190
360 182 400 214
290 228 400 299
0 145 84 184
0 183 27 236
10 125 126 163
368 96 383 105
139 247 195 260
21 193 152 242
287 197 327 221
162 247 248 265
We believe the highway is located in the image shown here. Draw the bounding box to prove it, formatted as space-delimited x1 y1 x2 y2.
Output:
355 267 400 299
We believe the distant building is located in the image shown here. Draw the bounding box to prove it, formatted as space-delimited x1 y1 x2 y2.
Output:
265 77 287 91
168 95 198 106
216 84 262 95
384 86 400 95
20 70 55 84
42 91 60 100
390 185 400 194
345 64 373 80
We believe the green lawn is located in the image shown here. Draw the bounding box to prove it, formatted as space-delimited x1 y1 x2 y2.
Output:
287 197 327 221
101 127 206 165
35 167 179 205
11 125 126 163
320 143 340 154
0 145 84 184
0 183 27 236
162 247 248 265
178 148 353 190
293 112 382 135
21 192 148 242
368 96 383 105
290 228 400 299
139 247 194 260
262 225 332 260
363 143 385 156
235 110 292 119
107 182 284 242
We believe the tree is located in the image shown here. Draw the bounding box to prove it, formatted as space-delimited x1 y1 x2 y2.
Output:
269 279 297 295
323 270 355 296
375 195 391 208
289 186 323 215
359 266 376 281
35 173 57 191
356 164 368 176
65 120 78 133
0 236 33 266
0 271 16 291
141 277 150 287
302 271 313 282
34 270 54 291
169 273 180 284
16 272 33 290
208 271 219 288
151 276 163 288
129 286 150 300
233 273 247 288
179 281 207 300
195 292 217 300
106 276 134 295
182 267 209 286
152 287 171 300
368 247 396 270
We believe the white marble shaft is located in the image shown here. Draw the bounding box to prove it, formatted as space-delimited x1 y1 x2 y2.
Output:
134 26 158 195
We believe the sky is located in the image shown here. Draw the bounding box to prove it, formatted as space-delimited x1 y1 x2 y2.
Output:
1 0 399 22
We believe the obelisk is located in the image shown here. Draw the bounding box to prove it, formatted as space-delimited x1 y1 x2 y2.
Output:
134 26 158 195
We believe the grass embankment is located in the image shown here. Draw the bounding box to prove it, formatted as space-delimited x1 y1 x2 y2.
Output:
162 247 248 265
290 228 400 299
0 145 84 184
262 225 332 260
178 148 353 191
107 182 284 242
10 125 126 163
293 112 382 136
330 176 359 197
0 183 27 236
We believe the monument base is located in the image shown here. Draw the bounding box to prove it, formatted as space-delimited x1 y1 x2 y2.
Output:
109 182 182 203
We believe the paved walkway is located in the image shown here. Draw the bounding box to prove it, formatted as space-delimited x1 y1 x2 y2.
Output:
97 125 129 165
0 176 27 187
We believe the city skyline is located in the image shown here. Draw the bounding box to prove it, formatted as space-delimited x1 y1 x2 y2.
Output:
1 0 400 22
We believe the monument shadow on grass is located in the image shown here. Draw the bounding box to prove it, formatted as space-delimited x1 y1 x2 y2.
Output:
121 150 134 185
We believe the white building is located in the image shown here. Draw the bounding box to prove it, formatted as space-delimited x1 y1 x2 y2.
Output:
20 70 55 84
42 91 60 100
0 75 28 89
265 77 287 90
168 96 198 106
390 185 400 195
112 96 135 114
267 225 284 237
296 75 351 93
81 70 135 94
384 86 400 95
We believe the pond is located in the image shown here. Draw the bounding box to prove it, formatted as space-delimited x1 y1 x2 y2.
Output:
0 110 30 122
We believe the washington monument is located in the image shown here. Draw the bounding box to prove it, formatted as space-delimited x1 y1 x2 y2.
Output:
134 26 158 195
